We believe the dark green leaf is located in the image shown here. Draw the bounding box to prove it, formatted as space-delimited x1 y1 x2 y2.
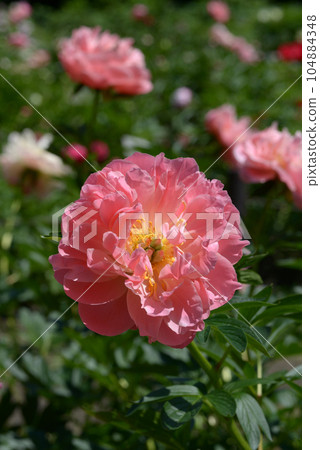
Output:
238 270 263 286
206 315 247 352
235 253 268 270
206 390 236 417
235 393 272 449
161 396 202 430
127 385 202 415
195 325 211 344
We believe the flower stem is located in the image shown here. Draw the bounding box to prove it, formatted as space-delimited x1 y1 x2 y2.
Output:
188 341 219 385
88 89 100 144
188 341 251 450
257 352 263 450
230 419 252 450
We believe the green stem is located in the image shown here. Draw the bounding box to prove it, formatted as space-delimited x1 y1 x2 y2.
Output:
216 345 230 372
188 341 251 450
257 352 263 450
88 89 101 144
231 420 252 450
188 341 219 385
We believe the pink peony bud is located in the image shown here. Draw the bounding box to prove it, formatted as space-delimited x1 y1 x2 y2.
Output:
207 1 230 23
90 141 110 163
63 144 88 163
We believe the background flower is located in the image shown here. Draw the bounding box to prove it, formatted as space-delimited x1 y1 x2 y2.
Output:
0 129 71 192
58 26 153 95
207 1 230 23
232 125 302 207
9 1 32 24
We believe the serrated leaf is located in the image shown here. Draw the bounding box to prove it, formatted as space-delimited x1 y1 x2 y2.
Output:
206 390 236 417
127 385 202 415
235 393 272 449
161 396 202 430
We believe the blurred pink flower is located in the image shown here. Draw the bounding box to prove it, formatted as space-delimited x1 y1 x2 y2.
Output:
132 4 153 25
0 129 71 193
207 1 230 23
90 141 110 162
205 104 251 150
49 152 248 348
233 125 302 207
172 87 193 108
28 49 51 68
63 143 88 163
232 37 260 63
211 24 259 63
59 27 153 95
9 1 32 23
8 32 30 48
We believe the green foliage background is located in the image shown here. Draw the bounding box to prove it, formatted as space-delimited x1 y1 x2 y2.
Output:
0 0 301 449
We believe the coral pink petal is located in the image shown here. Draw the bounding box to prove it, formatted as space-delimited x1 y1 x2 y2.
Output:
64 275 127 304
78 293 134 336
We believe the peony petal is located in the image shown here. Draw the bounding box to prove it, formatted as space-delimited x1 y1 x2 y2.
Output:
78 293 134 335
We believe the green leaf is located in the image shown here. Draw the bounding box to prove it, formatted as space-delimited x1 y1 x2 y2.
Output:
253 285 272 302
235 393 272 450
206 390 236 417
195 325 211 344
127 385 202 415
252 294 302 325
206 315 247 352
161 396 202 430
235 253 268 270
238 270 263 286
225 378 278 393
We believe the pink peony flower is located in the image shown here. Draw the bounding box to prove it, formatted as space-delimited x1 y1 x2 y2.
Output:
58 27 153 95
8 32 30 48
172 87 193 108
233 125 302 207
9 1 32 23
0 129 71 194
90 141 110 162
205 104 251 151
63 143 88 163
49 152 248 348
210 24 259 63
207 1 230 23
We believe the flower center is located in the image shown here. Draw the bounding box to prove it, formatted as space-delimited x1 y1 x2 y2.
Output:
126 219 175 269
